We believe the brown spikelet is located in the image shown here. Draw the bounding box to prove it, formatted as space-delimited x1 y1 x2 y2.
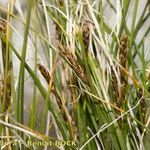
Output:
57 41 89 85
55 23 61 41
118 34 128 106
0 20 7 69
137 89 147 124
82 22 90 49
111 67 119 102
111 34 128 107
119 34 128 73
37 64 63 110
59 0 64 6
0 20 7 34
0 80 4 97
37 64 73 122
67 78 78 140
37 64 50 84
5 72 11 110
0 20 11 112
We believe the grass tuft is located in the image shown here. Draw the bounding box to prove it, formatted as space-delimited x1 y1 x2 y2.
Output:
0 0 150 149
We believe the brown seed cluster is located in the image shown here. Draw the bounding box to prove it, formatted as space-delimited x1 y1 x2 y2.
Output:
111 34 128 107
119 34 128 75
119 34 128 105
37 64 51 84
0 80 4 97
37 63 62 109
59 0 64 6
0 20 7 69
0 20 11 112
57 41 89 85
55 24 61 41
82 22 90 50
0 20 7 34
37 63 75 125
111 67 119 103
137 89 147 124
